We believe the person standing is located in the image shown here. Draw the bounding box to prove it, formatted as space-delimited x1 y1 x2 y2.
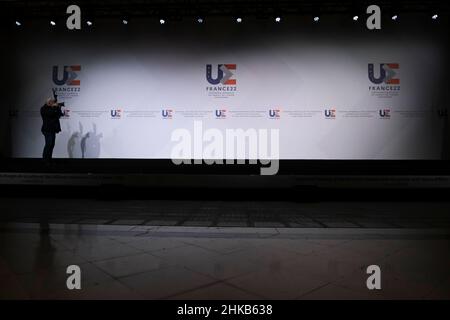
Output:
40 94 64 162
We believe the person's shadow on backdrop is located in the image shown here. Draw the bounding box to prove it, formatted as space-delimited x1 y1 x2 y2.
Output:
441 110 449 160
67 122 103 158
67 131 79 158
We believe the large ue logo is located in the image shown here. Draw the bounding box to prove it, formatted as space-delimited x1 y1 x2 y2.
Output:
368 63 399 85
206 64 236 85
52 65 81 86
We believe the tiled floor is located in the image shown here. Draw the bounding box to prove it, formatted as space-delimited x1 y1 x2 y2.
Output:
1 199 450 228
1 222 449 299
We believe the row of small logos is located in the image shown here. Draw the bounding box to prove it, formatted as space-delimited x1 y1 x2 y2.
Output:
9 108 449 119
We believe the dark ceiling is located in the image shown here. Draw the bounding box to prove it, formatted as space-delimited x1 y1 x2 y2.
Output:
0 0 448 19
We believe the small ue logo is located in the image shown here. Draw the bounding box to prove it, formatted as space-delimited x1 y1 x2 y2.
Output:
111 109 122 118
379 109 391 118
162 109 173 119
269 109 281 119
215 109 227 118
324 109 336 119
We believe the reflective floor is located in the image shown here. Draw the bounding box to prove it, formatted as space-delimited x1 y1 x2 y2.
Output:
2 199 450 228
1 200 450 300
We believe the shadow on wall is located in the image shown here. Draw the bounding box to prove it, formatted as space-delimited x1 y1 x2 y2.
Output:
441 111 449 160
67 122 102 158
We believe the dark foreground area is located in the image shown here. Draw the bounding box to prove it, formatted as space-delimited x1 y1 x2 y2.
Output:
1 198 449 299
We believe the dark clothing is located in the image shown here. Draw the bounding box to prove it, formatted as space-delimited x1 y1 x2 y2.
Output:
42 131 56 160
40 104 63 133
40 104 63 160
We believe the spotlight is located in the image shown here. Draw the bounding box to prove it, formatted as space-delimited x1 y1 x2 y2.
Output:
353 15 359 21
86 20 93 26
122 19 128 25
391 15 398 21
15 21 21 26
197 17 204 24
275 16 281 23
236 17 242 23
159 19 165 25
432 14 438 20
50 20 56 26
313 16 320 22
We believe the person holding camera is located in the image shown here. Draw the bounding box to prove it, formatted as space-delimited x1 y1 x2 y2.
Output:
40 91 64 162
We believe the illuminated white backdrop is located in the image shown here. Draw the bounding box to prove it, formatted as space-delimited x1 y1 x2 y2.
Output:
8 17 449 159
